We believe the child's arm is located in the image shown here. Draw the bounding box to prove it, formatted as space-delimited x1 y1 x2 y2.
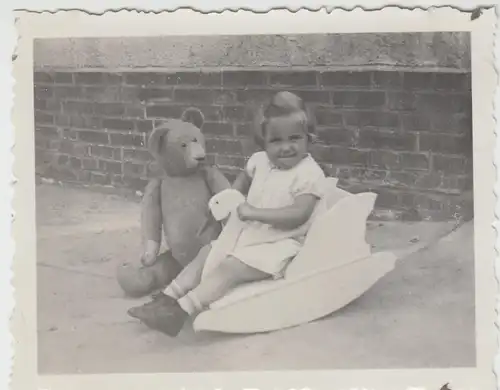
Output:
238 194 319 230
231 170 252 195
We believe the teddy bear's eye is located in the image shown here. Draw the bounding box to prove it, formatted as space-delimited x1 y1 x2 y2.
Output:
192 138 198 143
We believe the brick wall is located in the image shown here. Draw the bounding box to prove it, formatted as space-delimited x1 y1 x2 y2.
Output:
33 69 473 221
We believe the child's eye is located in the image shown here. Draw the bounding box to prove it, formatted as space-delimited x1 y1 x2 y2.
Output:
192 138 197 142
181 143 187 148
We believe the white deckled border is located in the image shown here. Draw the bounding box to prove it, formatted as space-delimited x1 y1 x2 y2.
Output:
4 5 498 390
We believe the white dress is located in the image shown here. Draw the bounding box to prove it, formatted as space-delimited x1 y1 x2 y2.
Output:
228 151 326 277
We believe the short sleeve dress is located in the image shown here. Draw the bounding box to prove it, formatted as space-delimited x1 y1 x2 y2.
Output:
228 151 326 277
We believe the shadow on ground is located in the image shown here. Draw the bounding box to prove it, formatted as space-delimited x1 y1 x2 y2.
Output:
36 183 475 374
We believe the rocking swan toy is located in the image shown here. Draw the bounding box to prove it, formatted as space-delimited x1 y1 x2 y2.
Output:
192 177 397 334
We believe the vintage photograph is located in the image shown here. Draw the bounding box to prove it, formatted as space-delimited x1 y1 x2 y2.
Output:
10 7 497 390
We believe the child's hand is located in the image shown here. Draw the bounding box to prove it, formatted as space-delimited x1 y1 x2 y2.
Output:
237 202 256 221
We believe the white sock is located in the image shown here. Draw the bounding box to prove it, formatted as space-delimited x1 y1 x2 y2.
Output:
163 281 184 299
177 293 203 315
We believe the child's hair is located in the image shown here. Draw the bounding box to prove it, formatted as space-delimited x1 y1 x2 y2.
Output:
253 91 317 149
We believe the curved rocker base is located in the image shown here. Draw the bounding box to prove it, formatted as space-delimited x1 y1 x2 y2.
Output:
193 251 397 334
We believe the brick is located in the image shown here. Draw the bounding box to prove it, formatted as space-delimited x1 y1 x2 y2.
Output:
213 90 238 105
373 189 399 209
415 93 468 114
174 89 214 104
54 72 74 84
414 172 443 190
222 106 252 122
48 140 62 151
124 73 165 86
431 113 472 134
91 172 111 186
269 71 317 87
370 150 401 169
200 72 222 86
316 127 357 147
34 72 54 83
372 71 402 89
358 130 416 151
215 155 246 169
45 99 61 112
63 101 94 115
433 154 471 174
105 74 122 84
386 92 417 111
289 90 330 104
386 171 418 188
102 118 135 131
36 126 59 139
74 72 105 85
57 154 69 165
59 139 74 154
85 86 122 102
124 162 146 177
345 112 399 128
400 152 430 170
402 72 435 90
123 148 151 162
314 107 343 126
67 115 86 128
401 114 431 132
62 129 78 140
73 144 90 157
82 116 102 130
333 91 386 108
34 85 53 99
313 145 369 166
35 137 50 149
236 89 276 104
164 72 201 85
146 105 184 119
35 111 54 124
235 122 256 137
110 133 145 148
137 88 173 102
419 133 468 155
350 168 388 184
434 73 471 91
122 177 148 191
90 145 122 160
34 99 47 110
136 119 154 133
319 71 371 87
205 138 242 155
69 157 82 170
99 160 123 174
54 86 83 100
78 131 109 145
125 105 145 118
94 103 126 117
440 175 469 193
222 71 267 87
203 122 234 136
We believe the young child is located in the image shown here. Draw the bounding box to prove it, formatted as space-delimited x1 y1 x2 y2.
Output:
127 91 326 336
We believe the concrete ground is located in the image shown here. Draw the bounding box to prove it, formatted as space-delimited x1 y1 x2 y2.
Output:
36 182 475 374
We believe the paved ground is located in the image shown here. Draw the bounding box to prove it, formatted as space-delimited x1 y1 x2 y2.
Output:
36 182 475 374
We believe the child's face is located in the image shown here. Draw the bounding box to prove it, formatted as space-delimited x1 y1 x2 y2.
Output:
264 116 308 170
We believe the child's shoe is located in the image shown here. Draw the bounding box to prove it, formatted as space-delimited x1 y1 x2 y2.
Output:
127 292 175 319
128 294 188 337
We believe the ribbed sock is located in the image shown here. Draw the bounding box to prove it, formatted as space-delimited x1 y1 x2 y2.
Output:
163 280 184 299
177 292 203 315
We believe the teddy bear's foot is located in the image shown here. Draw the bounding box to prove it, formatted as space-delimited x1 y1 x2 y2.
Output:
128 295 188 337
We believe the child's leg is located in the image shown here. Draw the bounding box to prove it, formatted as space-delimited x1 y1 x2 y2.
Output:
177 256 269 315
163 243 212 299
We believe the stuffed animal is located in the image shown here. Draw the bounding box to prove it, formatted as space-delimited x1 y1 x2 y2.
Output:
116 107 231 297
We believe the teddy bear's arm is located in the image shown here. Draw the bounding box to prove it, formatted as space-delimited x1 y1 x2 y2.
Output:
202 165 231 196
141 178 163 247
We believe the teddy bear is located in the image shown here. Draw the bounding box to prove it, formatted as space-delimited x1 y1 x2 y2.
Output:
116 107 231 298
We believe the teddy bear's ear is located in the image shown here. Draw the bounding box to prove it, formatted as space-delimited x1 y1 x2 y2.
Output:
181 107 205 129
147 125 170 159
